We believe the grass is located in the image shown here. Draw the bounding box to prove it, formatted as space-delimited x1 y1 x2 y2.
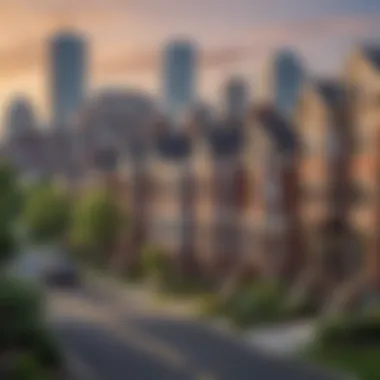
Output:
306 344 380 380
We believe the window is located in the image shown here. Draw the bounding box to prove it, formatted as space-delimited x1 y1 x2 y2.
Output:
352 131 371 154
326 128 340 159
301 129 321 156
301 183 326 201
350 182 374 205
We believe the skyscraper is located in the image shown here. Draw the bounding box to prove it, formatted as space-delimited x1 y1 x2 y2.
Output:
163 40 197 120
224 76 249 119
269 50 305 117
4 96 37 139
49 31 87 129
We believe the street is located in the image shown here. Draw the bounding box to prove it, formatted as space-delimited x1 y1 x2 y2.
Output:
47 284 345 380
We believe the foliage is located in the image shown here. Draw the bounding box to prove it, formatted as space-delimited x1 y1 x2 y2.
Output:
140 245 172 280
139 245 210 295
22 183 70 244
0 226 16 268
70 188 126 260
0 276 44 349
303 309 380 380
306 345 380 380
0 162 24 228
316 309 380 347
4 353 52 380
201 280 286 327
0 276 62 372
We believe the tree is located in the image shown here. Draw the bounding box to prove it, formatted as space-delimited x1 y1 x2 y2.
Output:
0 227 16 268
0 162 23 266
69 188 126 263
0 162 23 227
22 184 70 244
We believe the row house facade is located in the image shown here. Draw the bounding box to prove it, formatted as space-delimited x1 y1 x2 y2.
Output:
345 45 380 293
75 105 300 280
25 42 380 299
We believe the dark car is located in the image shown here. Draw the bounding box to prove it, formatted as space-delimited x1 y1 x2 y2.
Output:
43 256 81 288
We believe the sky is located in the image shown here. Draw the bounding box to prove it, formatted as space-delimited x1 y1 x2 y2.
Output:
1 0 380 122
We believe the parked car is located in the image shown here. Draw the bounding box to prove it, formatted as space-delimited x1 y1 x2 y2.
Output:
43 255 81 288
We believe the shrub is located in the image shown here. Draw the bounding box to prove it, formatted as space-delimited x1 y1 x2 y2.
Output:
0 276 62 370
140 245 173 282
200 280 286 327
226 282 285 327
0 277 44 348
16 328 63 370
4 353 52 380
317 309 380 347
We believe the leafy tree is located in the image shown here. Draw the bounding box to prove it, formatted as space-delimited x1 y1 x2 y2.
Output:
0 161 23 227
0 162 22 266
0 276 62 375
70 188 126 262
0 227 16 268
22 184 70 244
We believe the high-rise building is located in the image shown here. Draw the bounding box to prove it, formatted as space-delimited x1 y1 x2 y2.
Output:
268 50 305 117
4 96 37 139
49 31 87 129
224 76 249 119
163 40 197 120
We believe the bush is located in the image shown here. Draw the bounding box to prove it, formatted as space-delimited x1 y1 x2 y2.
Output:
0 276 62 370
200 281 286 327
140 245 173 283
16 328 63 370
0 226 16 268
4 353 52 380
0 277 44 348
227 282 285 327
317 310 380 347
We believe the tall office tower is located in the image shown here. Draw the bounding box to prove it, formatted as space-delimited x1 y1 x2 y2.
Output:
224 76 249 119
4 96 37 139
163 40 197 121
49 31 87 129
269 50 305 117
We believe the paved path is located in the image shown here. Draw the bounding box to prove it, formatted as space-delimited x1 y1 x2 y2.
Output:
47 282 345 380
245 320 316 356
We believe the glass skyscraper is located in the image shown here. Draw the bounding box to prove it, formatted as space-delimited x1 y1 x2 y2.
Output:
49 31 87 129
163 40 197 120
272 50 304 117
224 77 248 119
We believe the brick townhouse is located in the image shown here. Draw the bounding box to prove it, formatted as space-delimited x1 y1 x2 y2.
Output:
250 105 300 280
294 78 351 295
345 44 380 293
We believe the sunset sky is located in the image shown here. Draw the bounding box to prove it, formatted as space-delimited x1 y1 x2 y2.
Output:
1 0 380 122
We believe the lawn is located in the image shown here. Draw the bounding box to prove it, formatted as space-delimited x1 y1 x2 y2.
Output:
306 344 380 380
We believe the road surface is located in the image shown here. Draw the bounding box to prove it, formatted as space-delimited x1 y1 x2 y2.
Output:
47 284 345 380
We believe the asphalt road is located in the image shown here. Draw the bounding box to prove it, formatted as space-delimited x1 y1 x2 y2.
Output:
47 285 345 380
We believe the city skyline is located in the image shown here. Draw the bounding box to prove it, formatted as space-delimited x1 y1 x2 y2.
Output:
1 0 380 123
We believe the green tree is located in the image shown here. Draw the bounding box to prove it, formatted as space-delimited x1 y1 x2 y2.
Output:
22 184 70 244
0 161 23 226
0 227 16 268
0 162 22 266
70 188 126 263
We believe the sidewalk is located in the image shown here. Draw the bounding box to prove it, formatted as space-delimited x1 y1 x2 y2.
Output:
244 320 316 357
84 269 318 355
83 269 202 318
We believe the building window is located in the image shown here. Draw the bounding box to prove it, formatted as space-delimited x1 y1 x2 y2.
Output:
352 132 370 154
301 136 320 156
301 184 325 201
326 128 340 159
350 182 373 206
